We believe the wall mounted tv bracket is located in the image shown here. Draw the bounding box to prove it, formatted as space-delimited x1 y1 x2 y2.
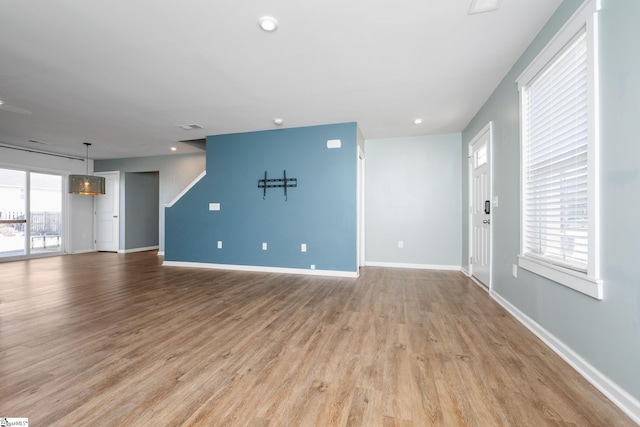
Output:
258 170 297 201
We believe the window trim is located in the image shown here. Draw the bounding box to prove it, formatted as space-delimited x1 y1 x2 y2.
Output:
516 0 602 300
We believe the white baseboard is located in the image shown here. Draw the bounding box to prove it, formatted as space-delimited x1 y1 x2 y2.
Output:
365 261 461 271
461 266 471 276
157 251 165 257
162 261 359 278
118 246 159 254
491 291 640 425
70 249 97 255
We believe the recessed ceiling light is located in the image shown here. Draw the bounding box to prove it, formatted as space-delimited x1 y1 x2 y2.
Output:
273 118 284 125
413 118 424 125
171 147 177 151
259 16 278 32
0 100 4 106
469 0 501 14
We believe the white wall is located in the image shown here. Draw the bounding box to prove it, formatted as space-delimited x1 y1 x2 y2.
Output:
0 146 95 254
365 134 462 268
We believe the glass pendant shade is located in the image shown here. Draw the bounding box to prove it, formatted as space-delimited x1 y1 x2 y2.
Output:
69 174 105 195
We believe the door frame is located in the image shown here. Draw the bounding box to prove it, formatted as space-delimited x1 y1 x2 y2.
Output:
357 145 366 268
468 122 493 291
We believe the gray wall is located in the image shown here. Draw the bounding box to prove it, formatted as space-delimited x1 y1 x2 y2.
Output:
124 172 159 250
365 134 461 267
95 152 205 253
462 0 640 401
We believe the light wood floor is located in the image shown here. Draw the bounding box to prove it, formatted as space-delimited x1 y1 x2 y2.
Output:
0 252 635 426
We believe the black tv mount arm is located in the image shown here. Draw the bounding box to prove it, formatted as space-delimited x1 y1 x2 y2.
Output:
258 170 297 201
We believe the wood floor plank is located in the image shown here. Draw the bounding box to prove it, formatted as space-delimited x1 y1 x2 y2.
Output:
0 252 636 426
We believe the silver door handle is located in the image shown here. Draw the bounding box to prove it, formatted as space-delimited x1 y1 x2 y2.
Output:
113 215 118 218
483 219 490 224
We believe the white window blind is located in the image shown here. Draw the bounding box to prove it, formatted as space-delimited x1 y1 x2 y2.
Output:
522 29 589 272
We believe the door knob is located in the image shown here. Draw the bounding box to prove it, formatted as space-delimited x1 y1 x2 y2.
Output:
483 219 490 224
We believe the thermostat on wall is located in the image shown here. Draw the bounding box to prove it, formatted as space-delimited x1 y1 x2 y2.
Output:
326 139 342 149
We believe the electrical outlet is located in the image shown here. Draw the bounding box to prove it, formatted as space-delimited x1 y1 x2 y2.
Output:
512 264 518 278
398 240 404 249
310 264 316 270
217 241 222 249
262 242 267 250
301 243 307 252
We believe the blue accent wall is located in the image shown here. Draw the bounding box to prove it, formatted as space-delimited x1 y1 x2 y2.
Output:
165 122 358 272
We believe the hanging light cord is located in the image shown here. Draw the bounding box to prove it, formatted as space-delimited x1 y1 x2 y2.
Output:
84 142 91 174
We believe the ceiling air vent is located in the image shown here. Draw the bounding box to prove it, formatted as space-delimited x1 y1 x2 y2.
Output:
468 0 500 14
178 124 204 130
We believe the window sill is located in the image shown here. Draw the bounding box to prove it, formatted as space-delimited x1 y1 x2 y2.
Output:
518 255 603 300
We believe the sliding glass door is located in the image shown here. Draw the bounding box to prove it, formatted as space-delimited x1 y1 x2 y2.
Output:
30 172 63 255
0 167 64 259
0 168 27 257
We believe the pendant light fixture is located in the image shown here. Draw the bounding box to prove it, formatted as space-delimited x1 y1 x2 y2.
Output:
69 142 105 195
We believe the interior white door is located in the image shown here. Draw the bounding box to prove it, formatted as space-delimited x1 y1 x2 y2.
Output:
95 171 120 252
470 126 491 287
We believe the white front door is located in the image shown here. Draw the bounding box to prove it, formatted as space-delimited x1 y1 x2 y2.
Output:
95 171 120 252
470 124 491 287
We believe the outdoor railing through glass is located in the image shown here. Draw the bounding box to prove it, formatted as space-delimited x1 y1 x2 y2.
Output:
0 211 62 255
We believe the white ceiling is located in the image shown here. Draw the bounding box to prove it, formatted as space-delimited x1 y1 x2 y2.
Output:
0 0 561 160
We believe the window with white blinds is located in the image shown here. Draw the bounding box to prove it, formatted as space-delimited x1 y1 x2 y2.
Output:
522 29 588 272
516 0 602 299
